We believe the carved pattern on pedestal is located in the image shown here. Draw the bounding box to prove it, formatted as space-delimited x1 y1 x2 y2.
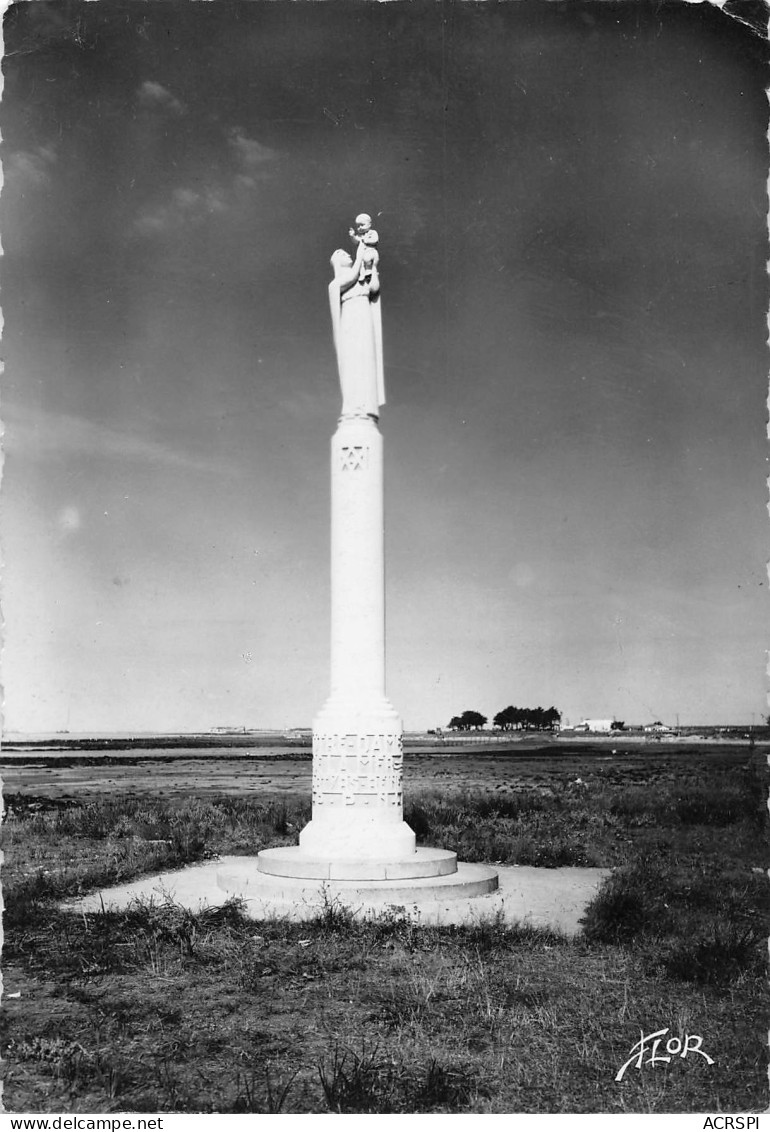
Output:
311 731 403 807
340 444 370 472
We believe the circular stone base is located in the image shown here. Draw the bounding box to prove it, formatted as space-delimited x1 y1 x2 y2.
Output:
217 856 498 904
256 845 458 881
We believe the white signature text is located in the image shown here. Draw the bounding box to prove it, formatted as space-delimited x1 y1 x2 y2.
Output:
615 1027 715 1082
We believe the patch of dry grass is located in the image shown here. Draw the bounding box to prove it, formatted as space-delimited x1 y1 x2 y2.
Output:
2 746 767 1113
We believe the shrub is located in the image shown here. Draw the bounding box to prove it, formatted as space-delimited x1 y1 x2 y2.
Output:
318 1044 480 1113
318 1043 398 1113
663 924 764 985
310 890 357 934
413 1059 480 1111
229 1067 299 1113
469 792 551 820
513 836 599 868
581 859 673 943
363 904 424 951
674 790 747 826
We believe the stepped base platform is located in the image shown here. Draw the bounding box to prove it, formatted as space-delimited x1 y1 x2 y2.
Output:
62 857 612 936
218 855 497 903
255 845 459 881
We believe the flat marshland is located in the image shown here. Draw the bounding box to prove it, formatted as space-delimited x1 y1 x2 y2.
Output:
2 743 767 1113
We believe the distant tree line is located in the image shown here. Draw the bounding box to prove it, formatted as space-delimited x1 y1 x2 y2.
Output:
446 705 561 732
493 705 561 731
447 710 488 731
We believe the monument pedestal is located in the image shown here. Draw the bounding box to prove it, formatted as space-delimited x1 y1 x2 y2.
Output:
255 846 459 881
257 414 457 881
250 412 473 888
217 856 498 904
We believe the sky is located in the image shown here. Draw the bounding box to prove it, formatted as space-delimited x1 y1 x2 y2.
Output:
1 0 768 733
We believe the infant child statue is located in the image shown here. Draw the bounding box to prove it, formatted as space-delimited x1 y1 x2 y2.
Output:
348 213 379 287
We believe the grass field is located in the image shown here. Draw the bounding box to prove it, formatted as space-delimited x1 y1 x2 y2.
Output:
2 744 768 1113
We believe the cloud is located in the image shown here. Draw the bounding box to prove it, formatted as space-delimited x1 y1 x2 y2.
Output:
173 186 227 214
228 128 277 170
6 146 56 188
137 81 186 115
133 127 277 237
134 184 229 234
5 405 236 477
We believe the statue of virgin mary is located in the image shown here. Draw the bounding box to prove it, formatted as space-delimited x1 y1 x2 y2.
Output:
328 233 384 420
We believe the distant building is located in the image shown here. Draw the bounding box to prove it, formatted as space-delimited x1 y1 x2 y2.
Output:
575 718 614 734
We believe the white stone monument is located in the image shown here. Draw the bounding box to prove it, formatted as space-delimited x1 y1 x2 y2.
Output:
251 217 495 891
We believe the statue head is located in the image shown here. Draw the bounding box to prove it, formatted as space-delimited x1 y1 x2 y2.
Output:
353 213 373 235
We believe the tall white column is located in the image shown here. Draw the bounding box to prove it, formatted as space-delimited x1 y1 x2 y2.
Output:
230 219 482 892
298 414 415 861
255 216 443 878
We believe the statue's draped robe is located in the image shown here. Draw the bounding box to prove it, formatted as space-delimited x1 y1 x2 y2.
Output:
329 277 384 418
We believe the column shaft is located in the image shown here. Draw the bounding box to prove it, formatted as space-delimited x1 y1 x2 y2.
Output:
299 416 414 861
